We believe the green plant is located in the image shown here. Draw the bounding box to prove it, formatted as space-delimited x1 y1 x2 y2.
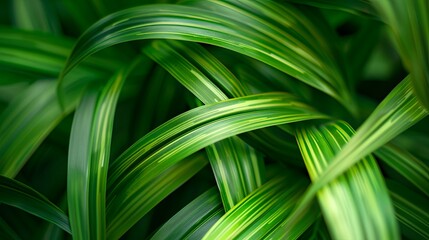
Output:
0 0 428 239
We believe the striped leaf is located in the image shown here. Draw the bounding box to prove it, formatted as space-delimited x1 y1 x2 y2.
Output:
296 121 398 239
67 59 139 239
387 180 429 240
284 0 375 16
282 76 427 236
150 187 224 240
297 76 428 205
60 0 357 113
0 28 120 78
12 0 61 34
205 137 264 211
107 152 209 239
106 93 326 238
0 80 80 177
0 175 70 234
313 76 428 192
203 173 312 239
144 40 264 210
107 93 325 188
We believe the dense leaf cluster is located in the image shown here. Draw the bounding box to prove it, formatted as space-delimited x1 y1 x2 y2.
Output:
0 0 428 239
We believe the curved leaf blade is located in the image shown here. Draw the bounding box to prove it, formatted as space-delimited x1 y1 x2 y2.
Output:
370 0 429 110
150 187 223 240
296 121 398 240
107 152 208 239
0 80 79 177
67 59 139 239
106 93 326 237
60 1 356 112
0 175 71 234
376 144 429 197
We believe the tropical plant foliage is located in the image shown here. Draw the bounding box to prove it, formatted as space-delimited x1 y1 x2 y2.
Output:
0 0 428 239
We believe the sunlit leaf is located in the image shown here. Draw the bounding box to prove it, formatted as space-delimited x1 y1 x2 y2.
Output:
151 187 223 240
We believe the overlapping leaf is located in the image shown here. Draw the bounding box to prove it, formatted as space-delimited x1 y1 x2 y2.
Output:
387 180 429 239
106 93 326 237
203 173 314 239
0 175 70 234
0 80 78 177
144 40 264 210
376 144 429 197
282 76 427 236
295 121 398 239
370 0 429 110
67 58 140 239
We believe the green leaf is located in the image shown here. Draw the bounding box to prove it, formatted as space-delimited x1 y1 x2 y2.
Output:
370 0 429 110
206 137 264 211
151 187 224 240
296 121 398 239
144 40 265 210
107 92 325 191
106 93 326 238
67 59 139 239
282 76 427 237
376 144 429 197
0 28 119 78
0 175 70 234
60 0 356 113
12 0 61 34
144 40 250 100
0 80 80 177
312 76 428 193
284 0 375 16
203 173 311 239
0 216 22 240
106 152 209 239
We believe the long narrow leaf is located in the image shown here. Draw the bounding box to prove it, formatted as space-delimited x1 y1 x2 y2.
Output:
60 1 356 112
144 40 264 210
0 175 70 234
312 76 428 194
370 0 429 110
107 152 209 239
12 0 61 34
376 144 429 197
151 187 223 240
0 80 81 177
0 216 21 240
67 59 139 239
296 121 398 240
107 93 325 188
205 137 264 211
